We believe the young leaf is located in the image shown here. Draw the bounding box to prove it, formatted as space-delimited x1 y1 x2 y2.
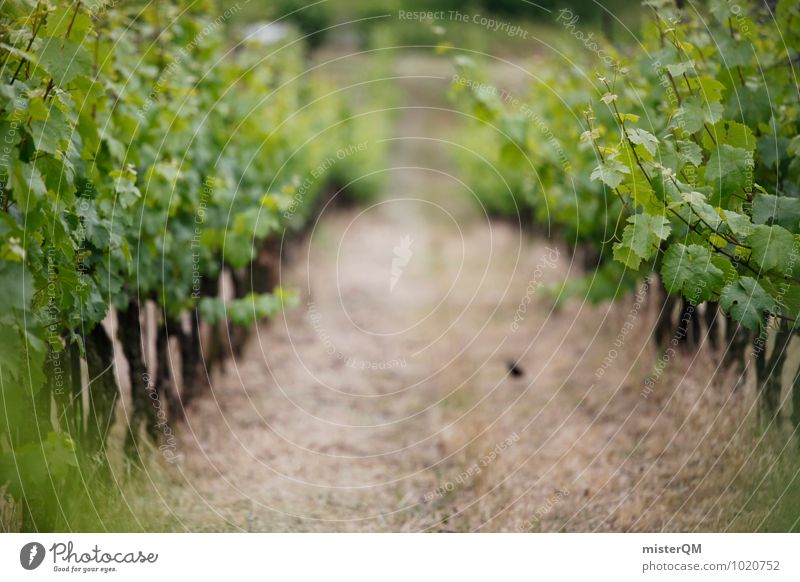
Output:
613 213 671 270
591 158 629 189
626 127 659 156
677 140 703 167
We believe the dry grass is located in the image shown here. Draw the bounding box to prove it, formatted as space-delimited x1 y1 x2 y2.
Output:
146 204 766 533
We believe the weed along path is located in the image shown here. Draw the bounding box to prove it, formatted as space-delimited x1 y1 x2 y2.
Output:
156 55 746 532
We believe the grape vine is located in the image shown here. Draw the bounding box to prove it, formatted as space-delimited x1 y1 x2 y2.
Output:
0 0 378 529
451 0 800 423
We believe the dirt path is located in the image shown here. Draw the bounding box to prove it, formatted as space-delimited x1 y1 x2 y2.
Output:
155 55 748 532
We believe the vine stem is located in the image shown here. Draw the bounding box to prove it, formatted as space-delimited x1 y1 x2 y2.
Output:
10 1 44 85
64 1 82 44
43 1 81 103
584 109 631 214
41 78 54 101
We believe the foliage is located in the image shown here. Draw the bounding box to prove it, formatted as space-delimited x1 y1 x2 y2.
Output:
0 0 376 530
584 0 800 332
452 0 800 329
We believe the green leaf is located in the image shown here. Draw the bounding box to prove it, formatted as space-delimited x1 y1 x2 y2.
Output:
38 156 75 198
775 284 800 320
0 43 38 68
222 232 256 269
617 113 640 123
660 243 723 303
682 191 722 230
499 115 527 148
705 144 752 201
677 140 703 166
758 135 790 168
0 122 21 175
30 106 72 155
711 255 737 282
613 213 671 270
10 162 47 208
676 95 723 134
0 261 34 315
37 37 93 86
590 158 629 189
626 127 659 156
709 0 734 23
752 193 800 231
0 432 78 497
748 224 798 276
627 179 663 214
703 120 755 152
690 77 726 102
228 293 276 326
720 277 776 331
45 6 93 42
110 168 141 208
722 209 753 237
666 60 695 77
0 324 23 379
716 34 752 69
83 0 109 12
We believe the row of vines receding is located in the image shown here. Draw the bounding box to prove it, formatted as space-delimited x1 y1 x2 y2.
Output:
450 0 800 426
0 0 380 531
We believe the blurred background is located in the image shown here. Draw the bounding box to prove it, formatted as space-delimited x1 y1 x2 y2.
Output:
216 0 643 49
